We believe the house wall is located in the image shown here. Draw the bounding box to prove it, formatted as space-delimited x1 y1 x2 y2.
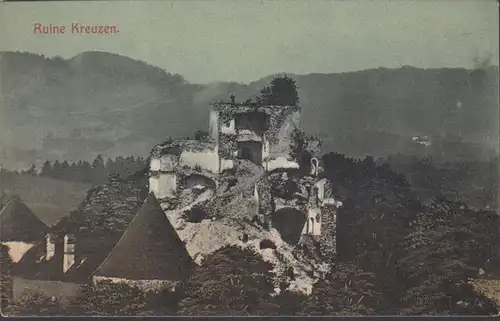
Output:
179 150 219 173
265 157 299 172
2 241 35 263
268 110 301 159
45 235 56 261
92 276 177 292
12 277 81 303
304 208 321 236
63 235 76 274
208 109 219 140
149 173 177 199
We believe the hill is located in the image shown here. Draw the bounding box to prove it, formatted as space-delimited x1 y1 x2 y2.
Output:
1 51 498 170
0 171 91 226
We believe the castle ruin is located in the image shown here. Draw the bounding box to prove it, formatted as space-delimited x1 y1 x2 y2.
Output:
148 101 341 256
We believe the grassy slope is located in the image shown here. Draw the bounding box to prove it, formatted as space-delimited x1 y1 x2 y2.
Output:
1 171 91 226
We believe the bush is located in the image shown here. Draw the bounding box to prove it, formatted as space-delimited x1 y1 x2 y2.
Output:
4 289 65 316
66 280 155 316
176 246 278 316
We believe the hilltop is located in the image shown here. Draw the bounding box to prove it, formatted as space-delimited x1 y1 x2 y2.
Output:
0 51 498 170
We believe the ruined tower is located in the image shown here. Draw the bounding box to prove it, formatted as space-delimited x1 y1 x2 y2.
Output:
208 102 302 172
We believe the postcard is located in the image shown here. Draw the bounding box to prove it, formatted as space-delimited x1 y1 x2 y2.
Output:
0 0 499 317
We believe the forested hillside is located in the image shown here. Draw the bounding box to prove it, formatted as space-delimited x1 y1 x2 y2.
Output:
1 51 497 170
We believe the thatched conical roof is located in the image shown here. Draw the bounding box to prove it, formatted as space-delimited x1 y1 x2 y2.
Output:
93 193 195 280
0 196 48 242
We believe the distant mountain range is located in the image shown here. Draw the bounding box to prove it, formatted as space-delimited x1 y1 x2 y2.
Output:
0 51 498 170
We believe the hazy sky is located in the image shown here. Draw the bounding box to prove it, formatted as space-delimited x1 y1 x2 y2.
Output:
0 0 498 84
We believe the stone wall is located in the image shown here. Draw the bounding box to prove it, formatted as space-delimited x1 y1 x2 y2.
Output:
319 204 337 259
179 150 219 173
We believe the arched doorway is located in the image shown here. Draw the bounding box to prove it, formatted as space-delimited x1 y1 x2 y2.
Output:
183 174 216 190
271 208 307 245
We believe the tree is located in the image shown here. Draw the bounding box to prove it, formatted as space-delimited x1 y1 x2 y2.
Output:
52 160 63 179
1 244 13 311
24 164 37 176
40 161 53 177
321 152 418 311
60 161 70 179
66 280 154 316
176 246 277 316
257 75 299 106
92 155 105 170
91 155 106 184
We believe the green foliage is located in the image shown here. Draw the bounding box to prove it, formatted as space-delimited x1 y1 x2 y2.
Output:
301 261 387 315
321 151 500 316
1 244 13 311
4 289 64 316
66 280 154 316
176 246 277 316
258 75 299 106
322 152 422 311
385 155 500 210
396 201 500 315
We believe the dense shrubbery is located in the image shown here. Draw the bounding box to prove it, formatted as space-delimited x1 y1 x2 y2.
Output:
65 280 155 316
396 200 500 315
175 246 277 316
301 260 388 315
322 152 499 315
385 154 499 209
1 244 13 311
4 289 64 316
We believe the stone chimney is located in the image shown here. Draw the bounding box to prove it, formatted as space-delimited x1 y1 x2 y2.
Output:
63 234 76 273
45 233 56 261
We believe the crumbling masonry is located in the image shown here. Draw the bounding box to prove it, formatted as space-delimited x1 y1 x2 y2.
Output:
149 102 341 257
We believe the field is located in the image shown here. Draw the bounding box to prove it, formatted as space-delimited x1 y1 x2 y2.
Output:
1 172 91 226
